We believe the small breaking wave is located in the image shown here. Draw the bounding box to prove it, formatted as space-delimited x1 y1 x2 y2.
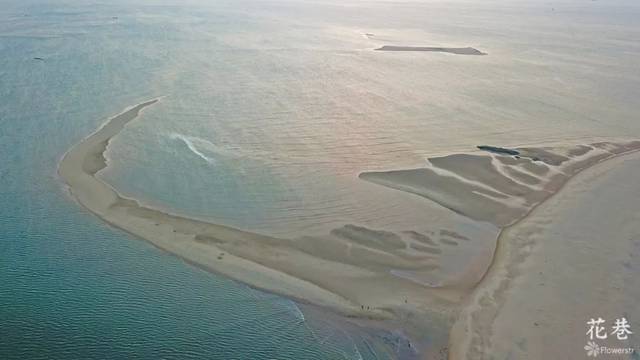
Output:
168 132 271 164
289 301 306 323
169 133 218 164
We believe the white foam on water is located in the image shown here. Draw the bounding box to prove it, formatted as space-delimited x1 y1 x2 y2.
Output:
169 133 217 164
278 298 307 324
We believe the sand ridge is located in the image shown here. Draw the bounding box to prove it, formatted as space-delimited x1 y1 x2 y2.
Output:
58 99 640 359
360 141 640 227
58 99 489 358
375 46 487 55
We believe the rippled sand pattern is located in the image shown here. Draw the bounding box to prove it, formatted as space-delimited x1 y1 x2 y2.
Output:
360 141 640 227
59 97 640 360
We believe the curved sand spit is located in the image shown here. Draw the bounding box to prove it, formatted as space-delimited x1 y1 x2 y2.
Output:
59 99 640 359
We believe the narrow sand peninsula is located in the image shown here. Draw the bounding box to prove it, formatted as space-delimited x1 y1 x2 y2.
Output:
59 99 363 314
59 99 483 358
359 140 640 357
59 99 640 359
375 46 486 55
449 150 640 359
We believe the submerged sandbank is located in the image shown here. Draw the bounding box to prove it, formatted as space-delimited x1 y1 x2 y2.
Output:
360 141 640 227
59 99 640 359
359 140 640 358
375 46 487 55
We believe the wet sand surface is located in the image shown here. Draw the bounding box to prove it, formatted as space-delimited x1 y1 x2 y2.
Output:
449 150 640 359
360 141 640 227
59 99 485 358
58 98 640 359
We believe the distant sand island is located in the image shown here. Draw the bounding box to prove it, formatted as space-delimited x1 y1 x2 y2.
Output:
59 99 640 359
375 46 487 55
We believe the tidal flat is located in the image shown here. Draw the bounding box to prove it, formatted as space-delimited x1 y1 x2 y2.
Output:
59 98 640 358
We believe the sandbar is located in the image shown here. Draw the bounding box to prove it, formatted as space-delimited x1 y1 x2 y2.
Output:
58 99 640 359
375 46 487 55
58 99 481 358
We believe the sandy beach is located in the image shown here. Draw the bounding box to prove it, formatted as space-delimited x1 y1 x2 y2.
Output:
59 99 463 358
4 0 639 357
449 150 640 359
58 99 640 359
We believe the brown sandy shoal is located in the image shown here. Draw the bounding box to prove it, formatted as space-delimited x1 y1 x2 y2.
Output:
59 99 640 359
59 100 491 358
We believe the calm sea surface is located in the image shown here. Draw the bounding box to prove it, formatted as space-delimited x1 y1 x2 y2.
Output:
2 0 639 358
